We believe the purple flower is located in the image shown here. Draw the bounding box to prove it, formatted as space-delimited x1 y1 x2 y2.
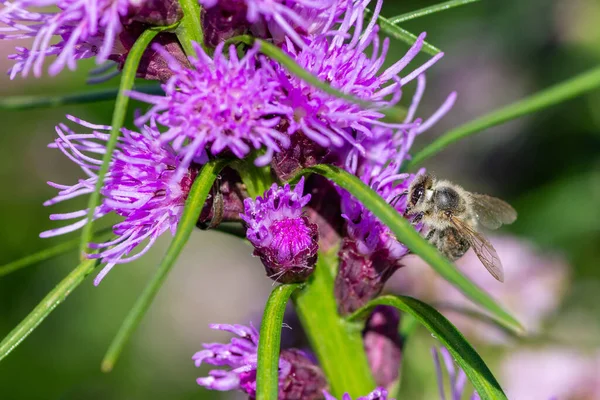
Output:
130 41 290 182
40 115 197 285
0 0 134 78
194 323 327 399
323 387 392 400
241 176 318 283
432 347 480 400
335 74 456 314
272 0 443 153
200 0 335 46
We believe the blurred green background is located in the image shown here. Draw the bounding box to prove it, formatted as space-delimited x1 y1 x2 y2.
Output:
1 0 599 399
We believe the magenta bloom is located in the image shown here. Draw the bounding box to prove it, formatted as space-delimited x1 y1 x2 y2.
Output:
130 41 290 182
241 176 318 283
272 0 443 152
40 115 196 285
194 323 327 399
323 387 392 400
0 0 134 78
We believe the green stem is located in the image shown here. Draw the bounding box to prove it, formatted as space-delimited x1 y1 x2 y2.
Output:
256 284 302 400
232 160 273 199
0 84 163 111
79 26 172 257
0 227 113 278
176 0 206 56
0 259 98 362
101 159 229 372
388 0 480 24
293 250 375 398
406 65 600 169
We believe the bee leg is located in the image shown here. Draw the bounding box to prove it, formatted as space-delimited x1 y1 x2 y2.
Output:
425 229 436 241
411 212 423 225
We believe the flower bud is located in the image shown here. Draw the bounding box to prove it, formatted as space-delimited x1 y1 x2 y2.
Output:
241 177 319 283
363 306 403 389
335 238 402 315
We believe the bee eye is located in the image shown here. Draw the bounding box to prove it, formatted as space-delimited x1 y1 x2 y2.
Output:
411 184 425 206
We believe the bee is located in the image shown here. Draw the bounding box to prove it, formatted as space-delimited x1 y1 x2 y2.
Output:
403 174 517 282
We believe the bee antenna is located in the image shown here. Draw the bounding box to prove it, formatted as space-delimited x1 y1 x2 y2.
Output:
390 190 409 207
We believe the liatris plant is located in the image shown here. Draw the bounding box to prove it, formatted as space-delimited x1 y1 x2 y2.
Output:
1 0 600 399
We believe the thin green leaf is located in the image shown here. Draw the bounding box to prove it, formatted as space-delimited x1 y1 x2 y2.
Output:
365 10 441 56
176 0 206 56
101 159 229 372
0 259 98 362
0 227 113 278
302 164 522 332
228 36 408 122
406 65 600 169
79 25 173 257
256 284 302 400
0 84 163 111
293 250 376 397
388 0 480 24
349 295 507 400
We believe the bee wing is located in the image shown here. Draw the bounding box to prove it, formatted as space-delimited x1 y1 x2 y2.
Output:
449 216 505 282
469 193 517 230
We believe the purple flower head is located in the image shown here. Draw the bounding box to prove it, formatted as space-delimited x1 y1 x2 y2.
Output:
241 177 319 283
335 74 456 314
432 347 479 400
130 41 290 183
200 0 336 46
40 115 197 286
324 387 392 400
272 0 443 154
0 0 135 78
194 323 327 399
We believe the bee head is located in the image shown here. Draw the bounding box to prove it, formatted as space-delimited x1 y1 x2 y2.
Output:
407 174 433 211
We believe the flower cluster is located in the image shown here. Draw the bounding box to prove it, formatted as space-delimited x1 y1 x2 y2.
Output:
30 0 454 293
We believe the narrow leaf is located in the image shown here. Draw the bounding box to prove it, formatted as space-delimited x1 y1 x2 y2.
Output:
388 0 480 24
176 0 206 56
229 36 408 122
101 159 229 372
349 295 508 400
365 10 441 56
0 84 163 111
406 65 600 169
256 284 302 400
0 227 113 278
303 164 522 332
79 25 172 256
0 259 98 362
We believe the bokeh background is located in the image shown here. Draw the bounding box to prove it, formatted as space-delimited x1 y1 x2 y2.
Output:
1 0 599 399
